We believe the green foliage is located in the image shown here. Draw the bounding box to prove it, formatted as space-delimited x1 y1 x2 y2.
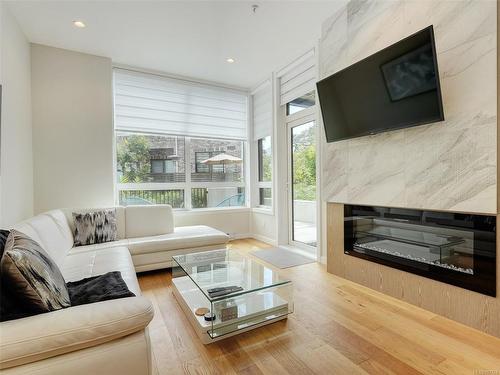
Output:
292 124 316 201
293 183 316 201
117 135 151 183
262 153 272 182
191 188 208 208
259 136 272 182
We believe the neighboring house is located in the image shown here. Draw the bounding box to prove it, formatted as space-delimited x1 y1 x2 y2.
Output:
147 136 243 183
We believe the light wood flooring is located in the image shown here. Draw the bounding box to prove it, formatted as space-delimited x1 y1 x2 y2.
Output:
138 239 500 375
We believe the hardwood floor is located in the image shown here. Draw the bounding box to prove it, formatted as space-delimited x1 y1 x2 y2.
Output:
138 239 500 375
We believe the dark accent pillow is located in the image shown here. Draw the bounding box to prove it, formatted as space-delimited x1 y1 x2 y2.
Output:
72 209 117 247
0 230 70 319
0 229 15 321
0 229 10 259
67 271 135 306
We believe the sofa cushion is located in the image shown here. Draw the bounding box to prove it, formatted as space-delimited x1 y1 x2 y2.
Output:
131 244 225 271
127 225 229 255
72 209 118 246
42 210 75 252
12 211 73 268
0 295 153 370
125 205 174 238
9 223 44 252
0 230 14 321
1 230 71 314
68 239 130 254
62 246 140 296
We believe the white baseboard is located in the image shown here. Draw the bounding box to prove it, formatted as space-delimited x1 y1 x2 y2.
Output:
250 234 278 246
319 255 327 265
227 232 277 246
229 232 253 240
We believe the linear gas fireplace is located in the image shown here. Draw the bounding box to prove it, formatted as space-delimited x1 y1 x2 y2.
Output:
344 205 496 296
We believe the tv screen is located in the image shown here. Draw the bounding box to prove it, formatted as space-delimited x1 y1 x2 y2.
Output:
317 26 444 143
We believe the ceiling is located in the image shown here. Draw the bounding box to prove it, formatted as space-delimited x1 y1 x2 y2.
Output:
6 0 344 89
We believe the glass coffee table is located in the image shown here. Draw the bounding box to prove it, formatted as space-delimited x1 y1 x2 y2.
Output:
171 249 293 344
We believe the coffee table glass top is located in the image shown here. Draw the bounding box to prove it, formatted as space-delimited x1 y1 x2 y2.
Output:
172 249 291 302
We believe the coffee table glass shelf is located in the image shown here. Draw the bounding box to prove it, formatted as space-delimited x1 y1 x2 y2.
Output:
172 249 293 344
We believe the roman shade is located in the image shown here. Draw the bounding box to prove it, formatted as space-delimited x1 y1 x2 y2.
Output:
252 80 273 141
277 49 316 106
114 69 248 140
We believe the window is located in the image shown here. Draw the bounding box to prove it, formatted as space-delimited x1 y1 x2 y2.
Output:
192 187 246 209
113 68 248 209
165 160 176 173
116 132 245 208
286 91 316 116
190 138 244 183
258 136 272 182
116 133 186 184
195 152 210 173
151 160 164 174
257 136 272 208
259 188 272 206
252 79 273 209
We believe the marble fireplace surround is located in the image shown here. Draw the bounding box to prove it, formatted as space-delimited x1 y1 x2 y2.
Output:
320 0 497 214
320 1 500 337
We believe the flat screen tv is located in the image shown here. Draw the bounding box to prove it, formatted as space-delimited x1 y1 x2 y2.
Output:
317 26 444 143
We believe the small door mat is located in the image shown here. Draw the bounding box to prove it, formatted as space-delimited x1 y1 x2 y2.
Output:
250 247 315 269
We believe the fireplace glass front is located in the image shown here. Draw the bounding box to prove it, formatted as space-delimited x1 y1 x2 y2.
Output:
344 205 496 296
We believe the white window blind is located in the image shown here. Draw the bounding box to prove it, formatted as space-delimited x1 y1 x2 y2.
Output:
114 68 248 140
252 80 272 141
277 49 316 106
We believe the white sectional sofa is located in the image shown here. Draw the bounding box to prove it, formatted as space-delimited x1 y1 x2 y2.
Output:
0 205 229 375
61 205 229 272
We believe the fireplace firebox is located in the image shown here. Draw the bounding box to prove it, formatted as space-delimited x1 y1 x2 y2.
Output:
344 205 496 296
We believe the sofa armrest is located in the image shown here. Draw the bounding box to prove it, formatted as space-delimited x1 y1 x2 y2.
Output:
0 296 154 370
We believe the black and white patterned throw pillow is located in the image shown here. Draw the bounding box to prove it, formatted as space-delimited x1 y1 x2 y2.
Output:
72 209 117 247
0 230 71 316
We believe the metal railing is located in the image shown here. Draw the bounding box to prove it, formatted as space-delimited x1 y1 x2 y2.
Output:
118 189 191 208
118 187 246 209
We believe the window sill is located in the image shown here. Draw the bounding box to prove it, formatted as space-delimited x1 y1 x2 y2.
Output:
252 207 274 216
174 206 250 216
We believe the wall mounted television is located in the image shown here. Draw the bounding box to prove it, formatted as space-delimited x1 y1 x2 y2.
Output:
317 26 444 143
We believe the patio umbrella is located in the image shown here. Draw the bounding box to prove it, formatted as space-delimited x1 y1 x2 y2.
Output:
200 153 242 173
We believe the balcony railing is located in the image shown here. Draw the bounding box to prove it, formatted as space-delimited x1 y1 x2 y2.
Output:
119 189 189 208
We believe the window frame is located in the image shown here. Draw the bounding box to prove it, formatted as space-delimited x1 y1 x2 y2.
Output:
115 132 247 210
150 159 165 174
255 135 273 210
194 151 210 173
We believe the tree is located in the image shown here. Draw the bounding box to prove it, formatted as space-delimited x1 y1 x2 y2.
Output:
262 153 272 181
292 124 316 201
117 135 151 183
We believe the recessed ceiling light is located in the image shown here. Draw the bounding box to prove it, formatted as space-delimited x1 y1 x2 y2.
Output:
73 20 86 28
226 58 235 63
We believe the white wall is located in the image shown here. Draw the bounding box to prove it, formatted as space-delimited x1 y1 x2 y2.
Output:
0 4 34 226
250 210 276 245
1 2 4 224
31 44 114 213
